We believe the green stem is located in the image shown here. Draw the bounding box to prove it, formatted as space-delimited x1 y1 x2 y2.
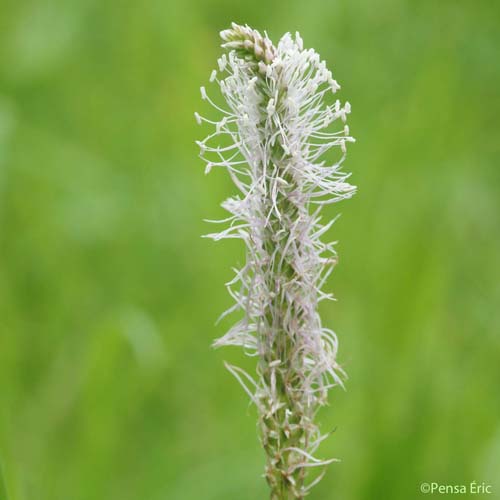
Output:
259 146 310 499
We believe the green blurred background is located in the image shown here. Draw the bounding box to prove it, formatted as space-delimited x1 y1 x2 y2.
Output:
0 0 499 499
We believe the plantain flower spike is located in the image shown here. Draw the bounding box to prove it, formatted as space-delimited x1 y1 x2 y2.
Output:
197 22 356 499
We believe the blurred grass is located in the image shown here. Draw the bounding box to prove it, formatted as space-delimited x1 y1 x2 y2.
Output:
0 0 499 499
0 461 8 500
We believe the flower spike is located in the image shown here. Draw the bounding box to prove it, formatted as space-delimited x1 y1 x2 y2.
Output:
197 24 356 498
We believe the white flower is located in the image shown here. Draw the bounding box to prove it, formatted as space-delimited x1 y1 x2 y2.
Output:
197 23 356 498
